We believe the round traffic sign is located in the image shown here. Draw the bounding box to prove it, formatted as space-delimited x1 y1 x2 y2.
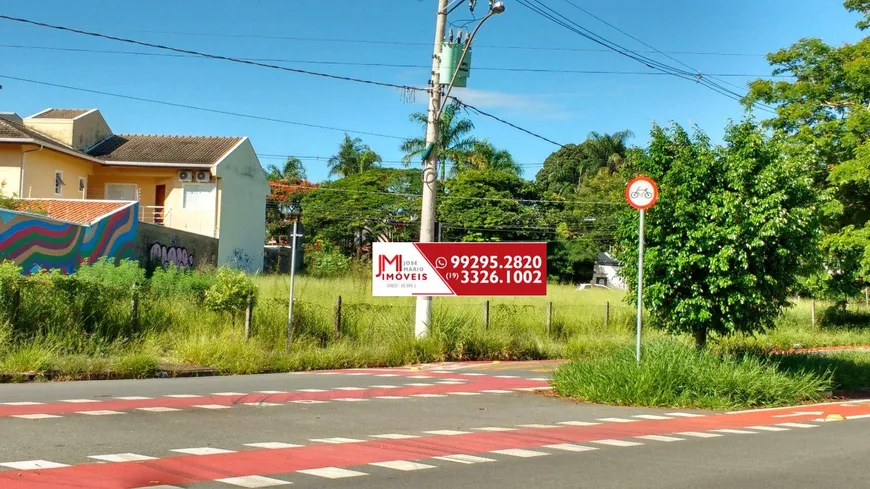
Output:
625 176 658 210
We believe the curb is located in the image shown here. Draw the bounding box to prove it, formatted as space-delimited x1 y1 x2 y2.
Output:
0 364 219 383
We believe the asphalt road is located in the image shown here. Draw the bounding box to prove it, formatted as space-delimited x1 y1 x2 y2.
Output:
0 360 866 489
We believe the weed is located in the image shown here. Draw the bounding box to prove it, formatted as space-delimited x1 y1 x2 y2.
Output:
552 340 833 410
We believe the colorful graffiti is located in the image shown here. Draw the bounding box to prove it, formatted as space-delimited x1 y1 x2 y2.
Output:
150 243 195 269
0 204 138 274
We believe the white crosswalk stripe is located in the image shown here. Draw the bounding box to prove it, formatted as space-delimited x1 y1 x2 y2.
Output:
216 475 290 487
370 460 436 471
434 454 496 464
0 460 69 470
171 447 235 455
298 467 368 479
544 443 598 452
676 431 723 438
89 453 157 462
244 442 303 449
370 433 421 440
491 449 549 458
591 439 644 447
11 414 61 420
310 437 365 444
746 425 790 432
777 422 818 429
636 435 684 442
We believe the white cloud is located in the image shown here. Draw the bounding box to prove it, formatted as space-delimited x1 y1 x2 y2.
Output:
438 88 572 120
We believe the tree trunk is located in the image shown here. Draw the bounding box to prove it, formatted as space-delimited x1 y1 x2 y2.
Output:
694 326 707 349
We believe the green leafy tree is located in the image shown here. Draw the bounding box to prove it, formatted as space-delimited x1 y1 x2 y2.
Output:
617 121 820 348
451 140 521 177
580 130 634 183
401 101 477 181
536 131 634 195
438 170 541 242
743 1 870 302
204 267 258 327
265 157 306 181
328 134 382 178
302 169 421 256
536 144 585 195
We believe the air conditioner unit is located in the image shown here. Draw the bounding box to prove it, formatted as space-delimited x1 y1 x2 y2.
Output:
178 170 193 182
195 170 211 183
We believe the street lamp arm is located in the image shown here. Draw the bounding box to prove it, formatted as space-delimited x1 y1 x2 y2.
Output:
439 7 502 118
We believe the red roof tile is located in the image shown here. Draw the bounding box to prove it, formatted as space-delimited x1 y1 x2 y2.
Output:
16 199 133 225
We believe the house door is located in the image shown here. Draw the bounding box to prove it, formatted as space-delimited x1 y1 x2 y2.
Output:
155 185 166 224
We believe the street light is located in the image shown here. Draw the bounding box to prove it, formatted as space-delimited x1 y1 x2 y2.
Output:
414 1 505 338
440 3 506 115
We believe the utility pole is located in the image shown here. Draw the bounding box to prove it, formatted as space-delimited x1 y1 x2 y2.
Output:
414 0 449 338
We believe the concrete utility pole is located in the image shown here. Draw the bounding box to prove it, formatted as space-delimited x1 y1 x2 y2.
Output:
414 0 449 338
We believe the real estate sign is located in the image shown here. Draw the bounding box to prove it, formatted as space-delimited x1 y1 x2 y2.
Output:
372 242 547 297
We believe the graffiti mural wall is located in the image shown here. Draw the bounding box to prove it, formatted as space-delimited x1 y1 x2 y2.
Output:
0 204 138 274
149 243 195 269
137 222 218 271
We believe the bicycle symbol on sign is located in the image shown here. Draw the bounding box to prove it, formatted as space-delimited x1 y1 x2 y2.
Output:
630 187 653 199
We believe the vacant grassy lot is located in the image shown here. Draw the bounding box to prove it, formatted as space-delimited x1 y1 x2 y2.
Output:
0 261 868 395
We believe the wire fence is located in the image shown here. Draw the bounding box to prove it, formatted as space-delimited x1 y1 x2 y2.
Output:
2 268 868 356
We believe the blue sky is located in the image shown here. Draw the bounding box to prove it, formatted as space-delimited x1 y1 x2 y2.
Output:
0 1 861 182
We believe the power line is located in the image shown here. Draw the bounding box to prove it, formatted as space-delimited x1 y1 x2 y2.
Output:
0 43 788 79
450 99 564 146
0 14 426 96
0 16 565 147
557 0 776 109
515 0 776 114
257 153 550 168
62 26 767 57
0 74 407 140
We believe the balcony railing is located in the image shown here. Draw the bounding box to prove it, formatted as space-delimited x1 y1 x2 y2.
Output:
140 206 170 226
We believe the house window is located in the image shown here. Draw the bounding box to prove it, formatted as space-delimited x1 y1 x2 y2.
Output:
105 183 138 201
182 183 216 211
54 171 64 196
78 177 87 194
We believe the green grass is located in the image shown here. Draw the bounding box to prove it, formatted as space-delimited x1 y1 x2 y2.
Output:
2 267 870 385
552 340 834 410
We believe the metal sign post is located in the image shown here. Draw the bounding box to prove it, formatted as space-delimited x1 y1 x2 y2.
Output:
286 219 303 353
625 177 659 363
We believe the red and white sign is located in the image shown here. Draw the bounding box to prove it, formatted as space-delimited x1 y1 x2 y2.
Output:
625 176 659 210
373 242 547 296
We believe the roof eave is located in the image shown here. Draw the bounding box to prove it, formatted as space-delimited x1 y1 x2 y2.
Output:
99 161 215 168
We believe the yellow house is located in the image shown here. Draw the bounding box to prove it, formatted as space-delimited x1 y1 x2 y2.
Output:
0 109 270 271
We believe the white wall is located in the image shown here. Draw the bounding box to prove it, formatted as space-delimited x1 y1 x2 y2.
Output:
214 138 269 272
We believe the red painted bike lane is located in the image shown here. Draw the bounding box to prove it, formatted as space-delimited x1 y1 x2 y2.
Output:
2 401 867 488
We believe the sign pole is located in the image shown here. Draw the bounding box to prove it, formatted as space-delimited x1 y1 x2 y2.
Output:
286 219 299 353
635 209 645 363
625 176 658 364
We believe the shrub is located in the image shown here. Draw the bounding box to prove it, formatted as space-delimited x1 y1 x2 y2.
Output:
204 268 258 320
304 241 351 277
149 265 216 302
75 258 145 289
552 340 832 409
819 305 870 329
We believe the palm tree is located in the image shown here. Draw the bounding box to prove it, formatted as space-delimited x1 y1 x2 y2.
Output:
451 140 521 177
577 130 634 185
328 134 382 178
265 156 306 181
401 101 477 181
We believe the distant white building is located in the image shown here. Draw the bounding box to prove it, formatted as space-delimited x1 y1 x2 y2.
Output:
591 252 626 290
